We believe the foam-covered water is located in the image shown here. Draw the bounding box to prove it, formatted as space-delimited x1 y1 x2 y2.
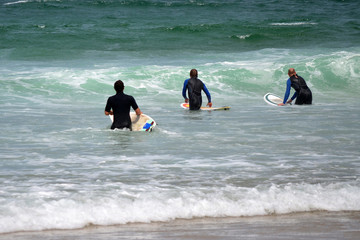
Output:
0 0 360 234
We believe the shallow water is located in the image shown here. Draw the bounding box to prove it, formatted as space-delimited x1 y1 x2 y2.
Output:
1 0 360 234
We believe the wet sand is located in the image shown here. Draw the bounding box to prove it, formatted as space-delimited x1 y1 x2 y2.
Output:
1 211 359 240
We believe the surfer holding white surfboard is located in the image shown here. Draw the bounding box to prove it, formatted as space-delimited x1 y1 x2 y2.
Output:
182 69 212 110
278 68 312 106
105 80 142 130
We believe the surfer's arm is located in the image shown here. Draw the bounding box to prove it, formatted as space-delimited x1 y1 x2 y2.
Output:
182 79 189 100
282 78 291 104
135 108 142 116
203 83 212 104
104 99 113 115
130 97 141 115
290 92 297 101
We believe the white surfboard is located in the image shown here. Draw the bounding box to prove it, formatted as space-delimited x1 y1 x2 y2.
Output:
263 93 289 106
109 112 156 131
180 103 230 111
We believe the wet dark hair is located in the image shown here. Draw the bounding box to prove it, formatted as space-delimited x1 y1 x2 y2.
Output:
114 80 124 93
190 69 198 78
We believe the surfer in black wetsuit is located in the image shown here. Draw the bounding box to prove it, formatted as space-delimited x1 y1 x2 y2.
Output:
182 69 212 110
105 80 142 130
278 68 312 106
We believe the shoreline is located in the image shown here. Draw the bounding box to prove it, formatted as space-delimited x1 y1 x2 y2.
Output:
1 211 359 240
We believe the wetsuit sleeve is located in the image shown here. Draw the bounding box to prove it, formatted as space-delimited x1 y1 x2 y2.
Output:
105 97 112 112
283 78 291 104
182 79 189 99
130 96 139 111
203 83 211 103
291 92 298 100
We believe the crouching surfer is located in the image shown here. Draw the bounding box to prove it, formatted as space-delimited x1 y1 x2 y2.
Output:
278 68 312 106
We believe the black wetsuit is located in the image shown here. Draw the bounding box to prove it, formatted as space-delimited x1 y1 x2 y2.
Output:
182 77 211 110
283 75 312 105
105 92 139 130
290 75 312 105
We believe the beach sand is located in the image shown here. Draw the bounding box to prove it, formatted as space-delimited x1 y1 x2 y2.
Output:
1 211 359 240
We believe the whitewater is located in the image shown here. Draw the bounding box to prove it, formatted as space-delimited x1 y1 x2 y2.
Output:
1 0 359 238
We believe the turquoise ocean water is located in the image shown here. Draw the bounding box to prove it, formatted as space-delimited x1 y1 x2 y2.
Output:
1 0 360 236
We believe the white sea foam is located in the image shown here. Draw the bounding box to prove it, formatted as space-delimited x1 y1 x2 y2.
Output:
1 1 360 237
270 22 317 26
0 182 359 233
233 34 251 40
2 48 359 108
4 0 28 6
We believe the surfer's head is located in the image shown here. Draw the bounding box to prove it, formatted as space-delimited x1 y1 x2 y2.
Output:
114 80 124 93
190 69 198 78
288 68 296 77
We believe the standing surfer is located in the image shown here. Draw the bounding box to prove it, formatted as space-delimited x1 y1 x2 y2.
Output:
105 80 142 130
182 69 212 110
278 68 312 106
